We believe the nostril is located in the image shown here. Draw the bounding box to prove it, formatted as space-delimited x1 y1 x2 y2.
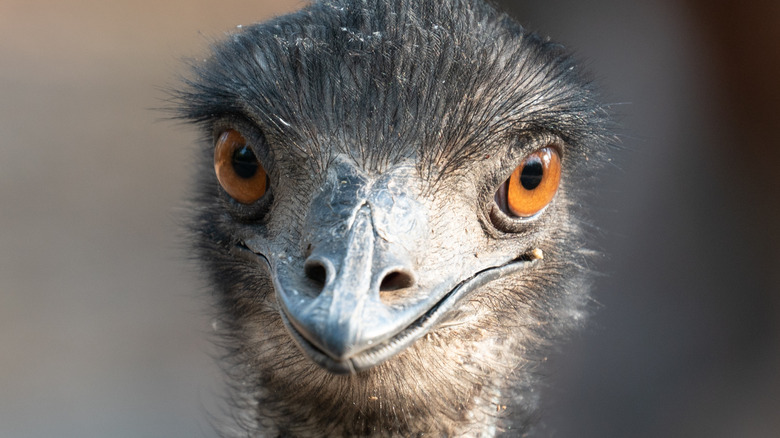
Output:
379 270 415 292
304 260 327 290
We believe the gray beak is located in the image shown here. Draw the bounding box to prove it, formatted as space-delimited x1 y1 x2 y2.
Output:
280 204 415 362
271 159 432 373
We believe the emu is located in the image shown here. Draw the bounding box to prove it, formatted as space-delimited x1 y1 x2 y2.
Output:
175 0 610 435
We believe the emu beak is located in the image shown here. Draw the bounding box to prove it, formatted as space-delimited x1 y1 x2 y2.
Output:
278 204 416 369
247 159 539 374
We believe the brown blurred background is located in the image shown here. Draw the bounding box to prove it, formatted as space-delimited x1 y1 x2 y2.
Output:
1 1 777 437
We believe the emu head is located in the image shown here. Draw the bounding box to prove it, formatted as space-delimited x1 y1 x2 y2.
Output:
176 0 608 434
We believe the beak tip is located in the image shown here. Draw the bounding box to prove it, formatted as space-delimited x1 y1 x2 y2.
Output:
318 329 360 361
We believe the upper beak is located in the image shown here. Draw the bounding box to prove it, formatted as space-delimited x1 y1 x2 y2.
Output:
278 204 419 362
269 161 435 373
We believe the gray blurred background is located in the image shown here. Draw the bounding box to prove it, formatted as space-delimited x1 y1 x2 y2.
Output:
1 0 778 437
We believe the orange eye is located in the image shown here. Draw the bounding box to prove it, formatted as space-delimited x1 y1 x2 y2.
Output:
214 129 267 204
496 146 561 218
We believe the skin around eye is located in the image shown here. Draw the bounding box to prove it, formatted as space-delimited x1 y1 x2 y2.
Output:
214 129 267 204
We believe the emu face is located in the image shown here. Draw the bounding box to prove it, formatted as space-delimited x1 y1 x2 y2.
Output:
178 0 607 434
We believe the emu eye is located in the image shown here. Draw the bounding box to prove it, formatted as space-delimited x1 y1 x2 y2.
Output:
495 146 561 218
214 129 267 204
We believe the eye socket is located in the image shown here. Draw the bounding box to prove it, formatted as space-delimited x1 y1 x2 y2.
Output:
494 146 561 218
214 129 267 204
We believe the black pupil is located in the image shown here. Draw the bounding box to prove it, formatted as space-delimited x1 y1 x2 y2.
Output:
232 146 258 179
520 158 544 190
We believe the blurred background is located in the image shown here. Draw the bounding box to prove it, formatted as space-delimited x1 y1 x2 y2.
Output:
0 0 777 437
